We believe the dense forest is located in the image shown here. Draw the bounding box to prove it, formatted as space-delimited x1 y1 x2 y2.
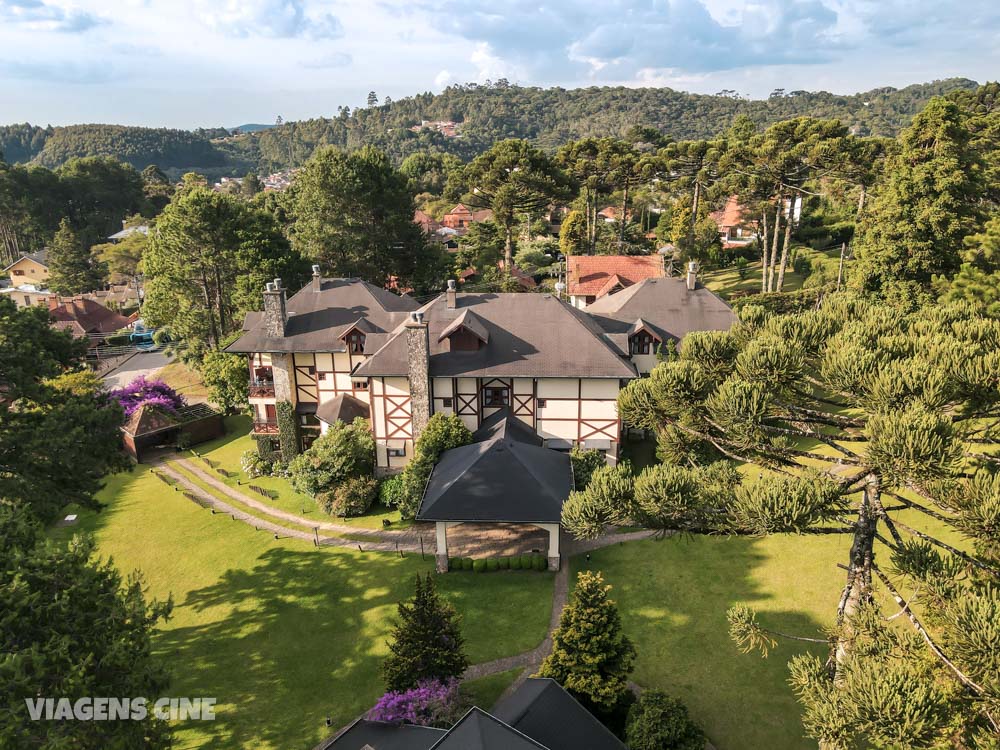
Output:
0 78 979 177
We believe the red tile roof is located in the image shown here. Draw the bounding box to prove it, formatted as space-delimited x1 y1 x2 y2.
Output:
710 195 751 230
48 297 133 336
566 255 664 297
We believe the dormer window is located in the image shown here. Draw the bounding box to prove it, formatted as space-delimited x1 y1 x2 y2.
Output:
345 331 365 354
438 309 490 352
629 332 655 356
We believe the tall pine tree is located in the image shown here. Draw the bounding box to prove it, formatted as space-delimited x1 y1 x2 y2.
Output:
381 574 468 692
537 571 636 712
47 218 104 294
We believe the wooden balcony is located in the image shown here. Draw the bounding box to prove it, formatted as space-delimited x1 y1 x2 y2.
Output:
249 379 275 398
252 420 279 435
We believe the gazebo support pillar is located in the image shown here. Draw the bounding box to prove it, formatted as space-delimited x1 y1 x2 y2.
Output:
537 523 561 571
435 521 449 573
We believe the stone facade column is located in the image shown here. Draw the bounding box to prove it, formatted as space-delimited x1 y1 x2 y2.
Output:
270 353 293 403
435 521 449 573
539 523 561 571
405 312 431 443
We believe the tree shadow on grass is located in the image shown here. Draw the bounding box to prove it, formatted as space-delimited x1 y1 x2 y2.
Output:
573 532 845 750
155 547 429 750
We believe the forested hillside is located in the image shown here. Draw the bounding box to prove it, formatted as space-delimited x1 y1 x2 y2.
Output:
0 78 979 176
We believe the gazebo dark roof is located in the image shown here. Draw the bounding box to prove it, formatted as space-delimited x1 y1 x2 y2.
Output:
320 718 445 750
315 393 370 426
493 678 626 750
416 410 571 525
429 708 547 750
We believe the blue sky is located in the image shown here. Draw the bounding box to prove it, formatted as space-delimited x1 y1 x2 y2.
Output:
1 0 997 128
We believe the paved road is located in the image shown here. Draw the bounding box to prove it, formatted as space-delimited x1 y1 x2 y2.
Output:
101 349 173 390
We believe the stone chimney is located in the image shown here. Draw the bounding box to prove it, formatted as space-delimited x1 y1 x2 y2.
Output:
686 261 698 291
446 279 457 309
405 311 431 442
263 278 287 337
311 264 322 292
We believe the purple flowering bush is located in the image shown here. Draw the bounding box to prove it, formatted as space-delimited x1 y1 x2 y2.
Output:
111 376 186 417
367 678 467 728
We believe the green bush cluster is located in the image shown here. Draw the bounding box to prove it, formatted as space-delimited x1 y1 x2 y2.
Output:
472 559 486 573
378 474 406 509
317 475 379 517
397 414 473 519
445 555 549 572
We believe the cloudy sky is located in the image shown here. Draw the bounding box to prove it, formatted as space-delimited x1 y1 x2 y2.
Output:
1 0 998 128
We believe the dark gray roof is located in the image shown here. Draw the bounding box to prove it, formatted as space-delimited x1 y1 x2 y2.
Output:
321 718 445 750
471 409 542 446
429 708 549 750
585 277 737 344
437 309 489 343
3 249 48 271
493 679 626 750
226 278 419 354
355 293 637 380
417 416 571 524
316 394 370 426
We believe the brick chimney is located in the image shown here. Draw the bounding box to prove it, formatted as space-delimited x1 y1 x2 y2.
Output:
311 264 322 292
686 261 698 291
405 311 431 442
446 279 457 309
263 278 287 337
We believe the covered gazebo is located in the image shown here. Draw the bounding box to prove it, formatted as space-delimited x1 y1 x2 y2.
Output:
121 403 224 462
417 410 572 572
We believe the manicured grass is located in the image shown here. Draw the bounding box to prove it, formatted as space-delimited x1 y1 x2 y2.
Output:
463 668 522 712
159 360 210 403
191 416 414 530
50 466 553 750
572 534 846 750
701 246 840 300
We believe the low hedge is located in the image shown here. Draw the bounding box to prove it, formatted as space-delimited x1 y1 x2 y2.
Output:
486 559 499 572
445 555 549 572
461 558 474 571
498 557 510 570
473 559 487 573
519 555 533 570
448 557 462 570
510 556 522 571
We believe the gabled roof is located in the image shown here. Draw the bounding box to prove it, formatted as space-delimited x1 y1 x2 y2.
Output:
471 408 542 446
48 297 132 335
354 293 636 380
586 277 737 344
627 317 663 341
321 718 445 750
225 278 419 354
594 273 627 299
566 255 664 298
493 678 626 750
429 708 548 750
3 250 48 271
709 194 751 230
316 394 370 427
417 412 572 525
437 309 489 343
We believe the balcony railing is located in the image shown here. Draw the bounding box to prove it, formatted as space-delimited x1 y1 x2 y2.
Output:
252 420 279 434
249 378 275 398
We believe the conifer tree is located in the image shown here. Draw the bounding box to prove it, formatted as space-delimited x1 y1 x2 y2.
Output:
567 294 1000 745
381 574 468 692
537 571 636 712
47 217 103 294
852 98 984 295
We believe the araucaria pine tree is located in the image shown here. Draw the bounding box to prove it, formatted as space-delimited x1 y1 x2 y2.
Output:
537 571 636 712
47 217 104 295
381 574 468 692
569 294 1000 746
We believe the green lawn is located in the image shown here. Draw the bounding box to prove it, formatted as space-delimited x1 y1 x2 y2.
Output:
463 668 522 712
701 245 841 300
51 464 553 750
190 415 413 530
159 360 210 403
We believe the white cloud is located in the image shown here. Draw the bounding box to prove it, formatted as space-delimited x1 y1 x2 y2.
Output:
0 0 105 32
302 51 352 68
196 0 343 40
434 68 452 88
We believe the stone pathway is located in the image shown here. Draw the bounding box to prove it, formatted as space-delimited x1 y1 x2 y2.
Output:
163 456 430 549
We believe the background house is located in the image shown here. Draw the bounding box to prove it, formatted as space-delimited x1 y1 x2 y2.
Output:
565 254 665 309
4 250 50 289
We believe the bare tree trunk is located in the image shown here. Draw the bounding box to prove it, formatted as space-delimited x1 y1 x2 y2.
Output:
200 270 219 348
837 242 846 291
856 183 867 218
833 474 878 679
583 186 592 255
760 207 769 293
688 181 701 250
775 200 794 291
591 200 599 254
767 201 782 292
504 225 514 272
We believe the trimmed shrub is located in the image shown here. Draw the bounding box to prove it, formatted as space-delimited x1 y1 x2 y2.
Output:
319 475 379 517
625 690 705 750
510 556 522 571
448 557 461 571
461 558 473 571
486 559 499 572
288 417 375 496
498 557 510 570
379 474 406 509
519 555 533 571
472 559 487 573
532 555 547 571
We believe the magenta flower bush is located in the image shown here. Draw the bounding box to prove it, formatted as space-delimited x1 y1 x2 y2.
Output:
110 376 186 417
367 678 466 728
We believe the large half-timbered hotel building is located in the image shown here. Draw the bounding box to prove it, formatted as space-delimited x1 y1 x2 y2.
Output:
227 264 736 471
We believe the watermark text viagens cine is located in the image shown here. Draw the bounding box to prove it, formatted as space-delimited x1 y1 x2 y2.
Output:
25 697 217 721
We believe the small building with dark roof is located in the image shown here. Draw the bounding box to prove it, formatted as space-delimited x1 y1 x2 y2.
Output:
417 410 572 570
121 403 224 463
319 678 624 750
